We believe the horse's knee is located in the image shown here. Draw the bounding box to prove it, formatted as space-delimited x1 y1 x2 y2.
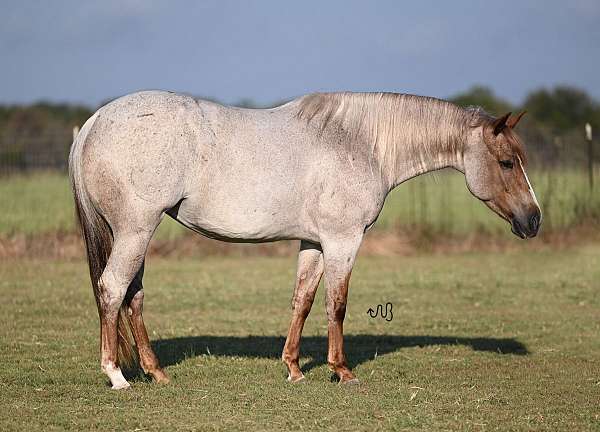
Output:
293 298 312 319
292 280 318 315
327 299 347 322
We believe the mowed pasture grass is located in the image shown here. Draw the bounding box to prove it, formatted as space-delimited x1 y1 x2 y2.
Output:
2 170 599 239
1 248 600 430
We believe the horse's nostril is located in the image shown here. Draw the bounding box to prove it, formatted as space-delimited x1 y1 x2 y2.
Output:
529 211 540 233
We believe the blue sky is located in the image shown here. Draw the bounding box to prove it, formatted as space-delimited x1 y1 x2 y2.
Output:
1 0 599 107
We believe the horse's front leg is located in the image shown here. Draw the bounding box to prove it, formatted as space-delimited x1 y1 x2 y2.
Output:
282 241 324 382
322 234 363 384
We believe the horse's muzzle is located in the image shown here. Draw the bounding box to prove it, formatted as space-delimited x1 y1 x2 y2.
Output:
511 209 541 239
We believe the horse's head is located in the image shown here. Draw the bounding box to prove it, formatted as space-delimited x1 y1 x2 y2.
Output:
463 111 541 239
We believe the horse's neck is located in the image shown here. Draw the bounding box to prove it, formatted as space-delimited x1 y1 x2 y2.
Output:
385 131 466 190
292 92 472 191
390 145 464 185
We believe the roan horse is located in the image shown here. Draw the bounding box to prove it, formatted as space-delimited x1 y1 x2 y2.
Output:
69 91 541 389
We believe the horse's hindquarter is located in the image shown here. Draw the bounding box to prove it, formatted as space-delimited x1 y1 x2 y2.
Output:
81 91 209 229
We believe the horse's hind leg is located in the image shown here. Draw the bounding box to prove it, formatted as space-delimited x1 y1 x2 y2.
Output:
98 229 155 389
282 241 324 382
125 263 169 383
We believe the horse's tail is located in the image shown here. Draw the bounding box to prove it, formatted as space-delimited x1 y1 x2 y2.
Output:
68 111 136 368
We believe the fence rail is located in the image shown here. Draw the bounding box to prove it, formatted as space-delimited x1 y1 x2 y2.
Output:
0 129 72 175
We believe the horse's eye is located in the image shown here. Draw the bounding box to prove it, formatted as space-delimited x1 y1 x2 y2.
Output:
499 159 514 170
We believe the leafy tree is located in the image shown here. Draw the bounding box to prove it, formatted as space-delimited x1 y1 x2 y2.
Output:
449 86 514 116
523 86 599 133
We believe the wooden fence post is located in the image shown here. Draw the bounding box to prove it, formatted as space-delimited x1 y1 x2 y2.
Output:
585 123 593 191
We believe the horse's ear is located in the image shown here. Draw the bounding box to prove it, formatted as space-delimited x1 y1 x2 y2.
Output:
492 112 511 136
507 111 526 129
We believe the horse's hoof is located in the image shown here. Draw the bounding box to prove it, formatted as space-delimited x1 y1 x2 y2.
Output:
111 381 131 390
154 376 170 384
151 370 170 384
341 378 360 386
287 373 306 383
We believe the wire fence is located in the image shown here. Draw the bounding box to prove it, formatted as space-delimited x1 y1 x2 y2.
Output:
0 129 73 175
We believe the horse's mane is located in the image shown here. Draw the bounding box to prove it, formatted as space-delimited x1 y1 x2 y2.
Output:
296 92 523 173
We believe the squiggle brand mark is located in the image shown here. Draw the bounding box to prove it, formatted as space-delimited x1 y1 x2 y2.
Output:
367 302 393 321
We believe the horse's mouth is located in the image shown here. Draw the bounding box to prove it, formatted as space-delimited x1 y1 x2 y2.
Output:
510 219 528 239
484 200 539 239
510 216 539 239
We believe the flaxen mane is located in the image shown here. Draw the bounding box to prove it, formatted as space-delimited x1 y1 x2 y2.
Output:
296 92 525 171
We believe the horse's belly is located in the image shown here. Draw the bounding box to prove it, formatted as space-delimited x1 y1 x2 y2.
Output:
169 196 309 242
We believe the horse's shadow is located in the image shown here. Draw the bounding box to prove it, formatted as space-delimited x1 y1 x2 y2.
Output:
150 334 527 375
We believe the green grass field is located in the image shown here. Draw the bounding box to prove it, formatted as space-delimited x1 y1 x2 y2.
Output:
1 170 599 240
1 248 599 430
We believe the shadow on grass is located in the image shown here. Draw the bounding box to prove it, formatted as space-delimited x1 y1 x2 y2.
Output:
150 334 528 375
